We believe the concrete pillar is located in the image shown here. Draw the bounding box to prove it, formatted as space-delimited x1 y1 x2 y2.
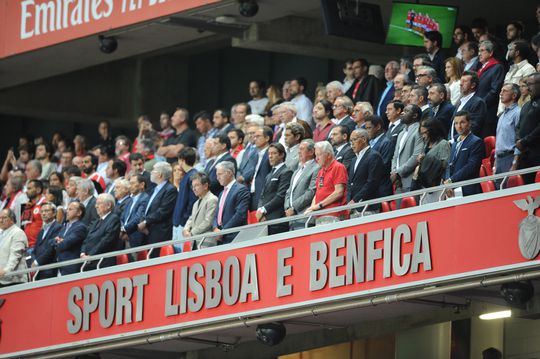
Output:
395 322 451 359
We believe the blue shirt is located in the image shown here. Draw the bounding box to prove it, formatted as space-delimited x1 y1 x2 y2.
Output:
197 128 218 167
495 103 520 154
172 168 197 227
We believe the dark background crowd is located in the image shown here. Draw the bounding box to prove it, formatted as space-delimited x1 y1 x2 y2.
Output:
0 11 540 286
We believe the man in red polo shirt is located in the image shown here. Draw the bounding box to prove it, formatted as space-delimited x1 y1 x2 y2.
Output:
304 141 348 224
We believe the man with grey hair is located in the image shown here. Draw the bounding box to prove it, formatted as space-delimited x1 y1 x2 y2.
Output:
24 160 42 190
352 101 374 129
80 193 121 269
113 178 132 217
285 139 320 230
275 102 312 146
4 175 28 227
476 40 505 136
325 81 344 104
426 83 455 134
415 66 437 88
304 141 348 224
77 178 98 226
408 85 430 119
332 96 356 133
212 161 250 244
347 129 386 217
495 83 521 176
0 208 28 286
376 61 400 120
138 162 177 256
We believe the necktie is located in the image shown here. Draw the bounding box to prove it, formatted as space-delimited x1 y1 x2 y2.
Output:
388 124 395 134
352 80 361 99
205 159 215 173
217 186 229 226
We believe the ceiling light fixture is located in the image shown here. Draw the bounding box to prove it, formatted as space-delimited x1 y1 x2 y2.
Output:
479 310 512 320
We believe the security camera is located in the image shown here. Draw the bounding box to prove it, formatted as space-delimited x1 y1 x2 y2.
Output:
239 0 258 17
500 281 534 306
99 35 118 54
256 322 286 346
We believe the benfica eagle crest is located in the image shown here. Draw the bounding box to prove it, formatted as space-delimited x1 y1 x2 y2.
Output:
514 196 540 260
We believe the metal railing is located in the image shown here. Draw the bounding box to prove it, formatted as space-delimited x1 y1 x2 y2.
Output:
6 165 540 281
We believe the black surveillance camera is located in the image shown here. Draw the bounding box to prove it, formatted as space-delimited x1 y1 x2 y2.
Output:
500 281 534 306
255 322 286 346
239 0 258 17
99 35 118 54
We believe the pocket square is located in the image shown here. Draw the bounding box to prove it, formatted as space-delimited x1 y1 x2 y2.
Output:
461 148 469 151
271 178 279 181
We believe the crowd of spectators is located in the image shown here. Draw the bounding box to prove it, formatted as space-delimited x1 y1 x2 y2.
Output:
1 13 540 286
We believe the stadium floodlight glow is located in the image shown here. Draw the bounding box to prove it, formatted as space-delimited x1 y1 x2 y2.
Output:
479 310 512 320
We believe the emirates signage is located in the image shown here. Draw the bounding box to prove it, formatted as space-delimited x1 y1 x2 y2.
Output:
0 188 538 357
0 0 219 58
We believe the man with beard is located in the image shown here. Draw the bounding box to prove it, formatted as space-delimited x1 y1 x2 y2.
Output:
82 153 106 193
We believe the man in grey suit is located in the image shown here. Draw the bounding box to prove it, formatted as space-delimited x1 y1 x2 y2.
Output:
183 172 218 249
284 139 320 230
284 122 304 171
390 104 424 194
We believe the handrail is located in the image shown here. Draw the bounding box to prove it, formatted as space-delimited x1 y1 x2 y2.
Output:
8 165 540 280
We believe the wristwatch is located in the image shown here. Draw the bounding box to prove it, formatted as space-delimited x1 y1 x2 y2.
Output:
318 203 324 209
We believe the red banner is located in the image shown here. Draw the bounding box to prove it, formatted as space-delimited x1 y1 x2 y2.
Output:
1 188 539 357
0 0 220 58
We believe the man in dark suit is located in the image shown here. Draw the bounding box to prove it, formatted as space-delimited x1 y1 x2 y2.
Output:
385 100 406 147
120 174 149 249
284 139 320 230
444 111 485 196
213 161 250 244
330 125 355 169
249 126 272 211
346 58 383 105
365 115 393 197
476 40 506 137
348 129 386 216
205 134 237 196
450 71 487 139
376 61 399 124
332 96 356 133
237 123 259 186
423 31 446 81
138 162 178 257
516 73 540 184
55 202 88 275
256 143 293 235
31 202 62 279
77 178 98 226
80 193 121 269
112 178 132 218
427 84 455 134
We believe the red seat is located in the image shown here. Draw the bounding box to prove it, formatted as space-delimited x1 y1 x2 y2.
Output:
136 250 148 261
481 180 496 193
484 136 496 159
479 164 488 177
389 197 416 210
381 201 391 212
481 159 493 176
401 197 417 208
160 245 175 257
116 254 129 265
183 240 193 252
506 175 525 188
536 171 540 183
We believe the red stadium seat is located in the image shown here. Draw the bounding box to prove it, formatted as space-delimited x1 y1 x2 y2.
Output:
116 254 129 265
536 172 540 183
183 240 193 252
160 245 175 257
506 175 525 188
381 201 391 213
481 180 496 193
389 200 397 211
481 158 493 176
479 164 489 177
484 136 495 159
136 250 148 261
401 197 417 208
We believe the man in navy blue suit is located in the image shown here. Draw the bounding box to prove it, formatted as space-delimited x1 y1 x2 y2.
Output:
427 84 455 134
55 202 88 275
364 115 393 197
450 71 487 139
444 111 485 196
120 174 149 249
80 193 121 269
31 202 62 279
138 162 178 257
213 161 250 244
347 129 386 216
249 126 272 211
205 134 236 196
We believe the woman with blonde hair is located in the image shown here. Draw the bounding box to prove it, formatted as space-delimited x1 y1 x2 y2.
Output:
518 77 531 107
263 84 283 116
444 57 464 106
